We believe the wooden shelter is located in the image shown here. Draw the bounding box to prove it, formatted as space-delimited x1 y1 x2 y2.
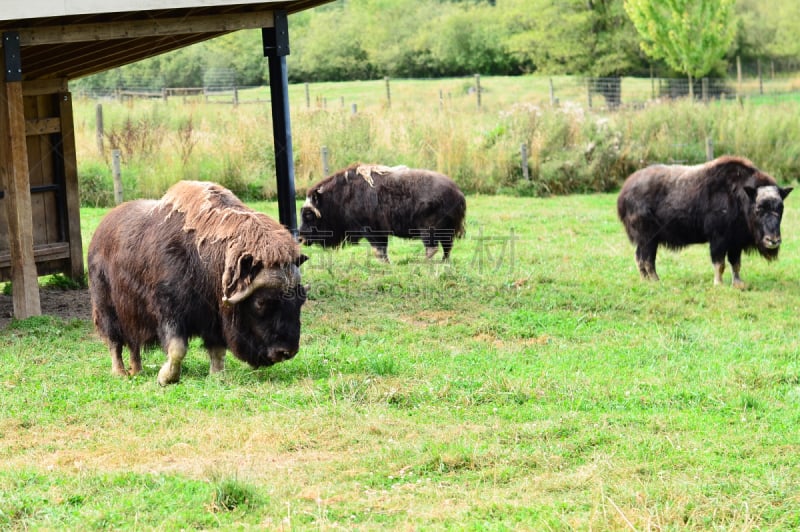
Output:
0 0 331 318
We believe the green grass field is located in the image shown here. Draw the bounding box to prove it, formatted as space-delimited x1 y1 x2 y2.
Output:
1 194 799 529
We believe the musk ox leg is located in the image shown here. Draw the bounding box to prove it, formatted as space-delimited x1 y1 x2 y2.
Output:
157 337 187 386
109 342 128 377
367 235 390 262
713 261 726 286
731 263 745 289
208 346 226 374
727 249 745 289
129 347 143 376
635 243 659 280
441 238 454 261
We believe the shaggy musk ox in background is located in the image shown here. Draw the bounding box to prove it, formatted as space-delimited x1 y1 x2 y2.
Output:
88 181 308 386
617 156 792 287
298 164 466 261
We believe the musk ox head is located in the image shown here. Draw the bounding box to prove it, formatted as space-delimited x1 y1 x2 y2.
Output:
298 186 347 248
221 253 309 368
745 184 792 258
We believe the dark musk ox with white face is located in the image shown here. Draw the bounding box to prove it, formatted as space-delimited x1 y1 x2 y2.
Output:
617 156 792 287
88 180 308 386
298 164 467 262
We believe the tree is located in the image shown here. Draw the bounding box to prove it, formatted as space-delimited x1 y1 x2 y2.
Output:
624 0 736 97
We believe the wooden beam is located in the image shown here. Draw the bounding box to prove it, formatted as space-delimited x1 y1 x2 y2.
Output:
22 78 67 96
2 79 41 318
6 11 274 47
25 117 61 136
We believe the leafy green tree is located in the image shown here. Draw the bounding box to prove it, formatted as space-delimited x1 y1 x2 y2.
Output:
624 0 736 97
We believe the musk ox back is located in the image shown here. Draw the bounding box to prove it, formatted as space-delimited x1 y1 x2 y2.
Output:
617 156 792 287
298 164 466 261
88 180 307 386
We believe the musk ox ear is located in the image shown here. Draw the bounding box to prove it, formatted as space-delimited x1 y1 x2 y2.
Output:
780 186 793 200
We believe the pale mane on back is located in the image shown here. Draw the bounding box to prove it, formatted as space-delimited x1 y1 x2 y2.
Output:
161 180 299 266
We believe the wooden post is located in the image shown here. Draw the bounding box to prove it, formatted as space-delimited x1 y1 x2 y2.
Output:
59 91 85 281
439 89 443 110
758 59 763 95
305 82 310 109
736 55 742 98
233 86 239 106
384 76 391 108
351 103 357 115
549 78 555 106
705 137 714 162
321 145 329 176
702 78 708 103
95 103 104 157
112 149 123 204
587 79 593 109
650 65 655 100
521 144 530 181
474 74 481 108
1 32 40 318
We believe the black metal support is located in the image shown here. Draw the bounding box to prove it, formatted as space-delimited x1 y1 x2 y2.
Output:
3 31 22 82
263 11 297 237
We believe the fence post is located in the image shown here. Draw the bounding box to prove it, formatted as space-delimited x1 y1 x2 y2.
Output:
321 145 329 176
549 78 555 106
112 149 123 204
351 103 357 115
650 65 655 100
521 143 530 182
305 82 310 108
385 76 391 108
233 86 239 106
95 103 104 157
705 137 714 162
701 78 708 103
758 59 763 95
474 74 481 108
586 79 593 109
736 55 742 98
439 89 444 110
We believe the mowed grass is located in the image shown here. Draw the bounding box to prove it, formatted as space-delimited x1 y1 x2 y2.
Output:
2 193 800 529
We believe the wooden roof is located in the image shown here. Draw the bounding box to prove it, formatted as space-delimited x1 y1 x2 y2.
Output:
0 1 333 81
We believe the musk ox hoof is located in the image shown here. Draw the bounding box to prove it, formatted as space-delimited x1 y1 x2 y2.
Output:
732 279 746 290
111 366 129 377
157 363 181 386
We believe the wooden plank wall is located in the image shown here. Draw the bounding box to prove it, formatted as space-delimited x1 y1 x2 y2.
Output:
0 76 83 307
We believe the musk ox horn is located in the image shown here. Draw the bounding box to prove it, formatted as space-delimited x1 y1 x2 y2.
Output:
222 264 299 306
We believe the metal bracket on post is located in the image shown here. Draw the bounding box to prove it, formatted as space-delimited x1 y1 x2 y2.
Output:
262 11 289 57
3 31 22 82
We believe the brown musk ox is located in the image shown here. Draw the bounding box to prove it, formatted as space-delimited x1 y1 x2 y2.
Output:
88 180 308 386
298 164 466 261
617 156 792 287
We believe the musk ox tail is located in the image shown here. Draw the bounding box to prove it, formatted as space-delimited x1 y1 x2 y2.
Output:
453 201 467 238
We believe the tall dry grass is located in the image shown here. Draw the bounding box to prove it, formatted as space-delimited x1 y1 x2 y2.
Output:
71 77 800 206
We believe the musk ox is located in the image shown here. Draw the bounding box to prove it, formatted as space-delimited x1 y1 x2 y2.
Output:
298 164 466 261
617 156 792 287
88 180 308 386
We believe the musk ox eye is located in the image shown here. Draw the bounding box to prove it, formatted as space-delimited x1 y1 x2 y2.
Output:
250 296 271 315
